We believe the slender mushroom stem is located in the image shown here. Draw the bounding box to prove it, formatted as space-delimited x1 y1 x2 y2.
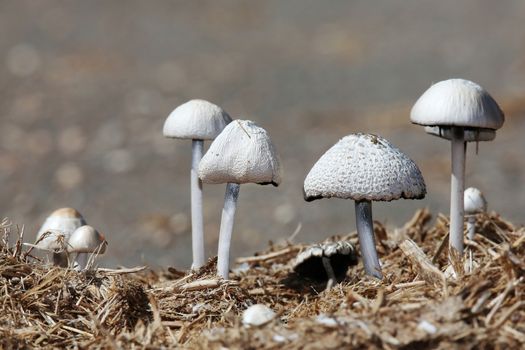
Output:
467 216 476 240
355 200 382 279
450 127 466 254
217 183 241 279
74 253 88 271
321 256 336 289
191 139 205 269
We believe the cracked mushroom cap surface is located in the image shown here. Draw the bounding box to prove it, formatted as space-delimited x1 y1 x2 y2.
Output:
410 79 504 130
464 187 487 214
163 99 232 140
36 207 86 250
198 120 281 186
67 225 107 254
304 133 426 202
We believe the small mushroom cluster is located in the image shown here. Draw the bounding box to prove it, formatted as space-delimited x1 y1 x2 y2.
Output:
34 208 107 271
162 80 504 281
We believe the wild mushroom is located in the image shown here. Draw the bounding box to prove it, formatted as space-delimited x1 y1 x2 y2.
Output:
67 225 107 270
242 304 276 327
163 99 232 269
464 187 487 240
304 133 426 279
199 120 281 279
36 207 86 267
411 79 504 255
293 241 357 289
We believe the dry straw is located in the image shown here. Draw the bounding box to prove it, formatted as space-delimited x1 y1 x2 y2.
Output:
1 210 524 348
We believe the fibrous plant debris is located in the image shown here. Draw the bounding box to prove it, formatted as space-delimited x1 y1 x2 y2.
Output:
0 210 524 349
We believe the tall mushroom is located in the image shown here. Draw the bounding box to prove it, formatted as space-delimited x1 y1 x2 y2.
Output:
304 133 426 279
67 225 107 270
163 99 232 269
36 207 87 267
410 79 504 255
198 120 281 279
464 187 487 240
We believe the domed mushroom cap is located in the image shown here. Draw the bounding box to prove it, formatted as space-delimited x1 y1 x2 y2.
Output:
36 207 86 249
293 241 357 282
198 120 281 186
67 225 107 254
410 79 504 130
464 187 487 215
304 134 426 202
163 99 232 140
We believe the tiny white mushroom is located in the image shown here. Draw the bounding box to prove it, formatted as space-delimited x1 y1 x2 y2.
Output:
67 225 107 270
163 99 232 269
242 304 276 327
199 120 281 279
464 187 487 240
304 133 426 279
36 207 86 267
411 79 504 255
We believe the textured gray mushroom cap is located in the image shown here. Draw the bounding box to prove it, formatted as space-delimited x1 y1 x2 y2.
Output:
410 79 504 130
67 225 107 254
304 134 426 202
293 241 357 282
464 187 487 214
36 208 86 250
198 120 281 186
163 99 232 140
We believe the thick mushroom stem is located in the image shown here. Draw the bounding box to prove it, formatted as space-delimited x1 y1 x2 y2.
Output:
466 216 476 240
217 183 241 279
450 127 466 254
74 253 88 271
354 200 382 279
191 139 205 269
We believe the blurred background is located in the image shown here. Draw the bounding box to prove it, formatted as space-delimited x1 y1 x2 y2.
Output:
1 0 524 268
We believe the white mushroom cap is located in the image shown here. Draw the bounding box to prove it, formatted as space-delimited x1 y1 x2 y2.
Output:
242 304 276 327
304 133 426 202
36 207 86 250
163 99 232 140
198 120 281 186
464 187 487 215
67 225 107 254
410 79 504 130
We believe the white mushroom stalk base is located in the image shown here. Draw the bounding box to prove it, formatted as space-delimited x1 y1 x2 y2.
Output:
355 200 382 279
74 253 88 271
321 256 337 289
450 128 466 255
467 216 476 240
191 139 205 269
217 183 241 279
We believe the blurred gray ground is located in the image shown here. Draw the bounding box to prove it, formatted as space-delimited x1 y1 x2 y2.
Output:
1 0 524 268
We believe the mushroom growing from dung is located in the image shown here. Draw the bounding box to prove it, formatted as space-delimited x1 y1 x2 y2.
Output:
242 304 276 327
304 133 426 279
293 241 357 289
198 120 281 279
67 225 107 270
464 187 487 240
410 79 504 255
163 99 232 269
36 207 87 267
